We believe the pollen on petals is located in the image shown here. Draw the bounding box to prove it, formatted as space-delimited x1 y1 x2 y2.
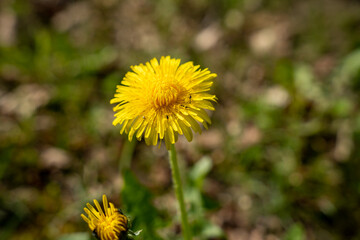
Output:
110 56 217 149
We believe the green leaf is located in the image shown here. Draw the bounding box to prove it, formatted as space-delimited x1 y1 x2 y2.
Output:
186 156 225 239
189 156 212 188
338 49 360 79
121 171 163 240
284 223 306 240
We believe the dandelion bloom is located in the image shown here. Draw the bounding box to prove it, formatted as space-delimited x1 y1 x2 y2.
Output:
81 195 128 240
110 56 217 149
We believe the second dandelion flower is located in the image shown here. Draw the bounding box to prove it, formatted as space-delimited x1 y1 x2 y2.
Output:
81 195 140 240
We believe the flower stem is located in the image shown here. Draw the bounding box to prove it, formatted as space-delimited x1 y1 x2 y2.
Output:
119 140 136 172
168 144 192 240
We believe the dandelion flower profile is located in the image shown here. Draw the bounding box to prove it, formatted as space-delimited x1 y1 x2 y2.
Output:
110 56 217 149
81 195 128 240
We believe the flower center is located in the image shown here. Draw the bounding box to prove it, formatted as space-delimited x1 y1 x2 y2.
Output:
152 83 180 109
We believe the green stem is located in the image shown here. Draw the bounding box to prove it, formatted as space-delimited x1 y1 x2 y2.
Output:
119 140 136 172
168 144 192 240
119 140 136 202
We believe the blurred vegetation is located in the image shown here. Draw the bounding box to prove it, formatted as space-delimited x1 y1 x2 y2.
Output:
1 0 360 239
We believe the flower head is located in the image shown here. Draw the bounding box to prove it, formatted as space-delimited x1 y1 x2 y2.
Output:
110 56 217 149
81 195 128 240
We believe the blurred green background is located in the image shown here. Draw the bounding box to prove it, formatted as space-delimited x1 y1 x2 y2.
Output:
1 0 360 239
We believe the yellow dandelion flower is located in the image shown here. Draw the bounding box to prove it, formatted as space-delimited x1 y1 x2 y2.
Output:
110 56 217 149
81 195 128 240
